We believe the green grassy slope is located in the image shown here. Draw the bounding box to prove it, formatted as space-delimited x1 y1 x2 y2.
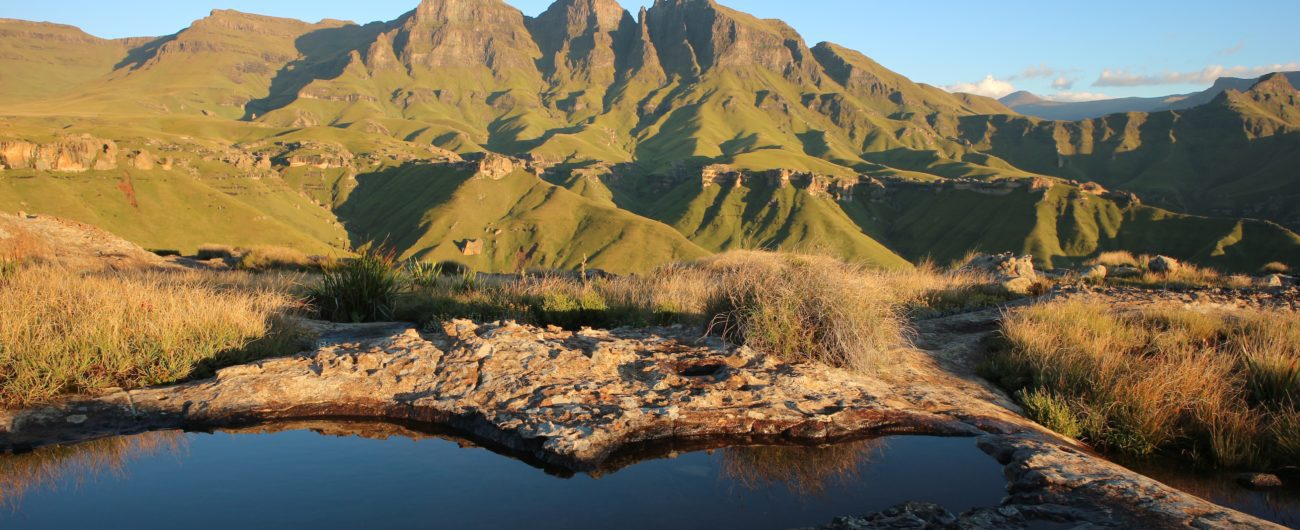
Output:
337 163 709 273
0 169 344 254
854 184 1300 272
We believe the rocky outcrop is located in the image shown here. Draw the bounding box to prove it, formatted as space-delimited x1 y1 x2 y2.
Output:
963 253 1039 295
645 0 821 83
0 137 118 172
0 313 1279 528
1149 255 1180 274
391 0 542 78
465 153 527 180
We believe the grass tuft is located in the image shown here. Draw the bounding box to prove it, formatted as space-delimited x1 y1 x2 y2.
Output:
310 246 402 323
1261 261 1291 274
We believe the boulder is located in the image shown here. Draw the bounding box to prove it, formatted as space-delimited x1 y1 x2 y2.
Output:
1000 277 1037 296
963 253 1039 295
459 239 484 256
1149 255 1180 274
1081 265 1108 281
1110 266 1143 279
1259 274 1284 288
963 252 1037 280
1236 473 1283 489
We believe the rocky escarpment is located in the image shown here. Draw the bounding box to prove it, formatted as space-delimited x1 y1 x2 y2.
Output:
0 136 118 172
0 312 1281 528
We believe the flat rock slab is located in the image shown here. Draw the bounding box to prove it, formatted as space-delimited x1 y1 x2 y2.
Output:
0 318 1283 529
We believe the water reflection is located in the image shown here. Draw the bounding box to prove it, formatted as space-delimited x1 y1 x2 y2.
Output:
721 440 882 496
0 432 186 509
1123 461 1300 527
0 423 1008 530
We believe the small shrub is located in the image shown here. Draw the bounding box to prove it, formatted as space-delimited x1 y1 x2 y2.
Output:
236 246 315 272
1020 388 1083 439
1241 349 1300 408
1261 262 1291 274
310 246 402 323
195 244 239 261
1270 407 1300 466
1087 251 1139 268
706 252 905 372
404 259 442 289
0 259 17 282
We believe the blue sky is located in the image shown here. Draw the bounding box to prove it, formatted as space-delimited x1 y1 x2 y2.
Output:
5 0 1298 101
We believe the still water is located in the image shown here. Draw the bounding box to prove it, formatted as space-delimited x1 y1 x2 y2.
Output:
0 423 1008 529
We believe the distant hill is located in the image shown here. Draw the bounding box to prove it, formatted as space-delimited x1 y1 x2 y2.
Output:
0 0 1298 273
1000 72 1300 120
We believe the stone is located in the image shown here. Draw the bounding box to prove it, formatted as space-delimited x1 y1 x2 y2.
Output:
459 239 484 256
1081 265 1108 281
1110 266 1142 278
1000 277 1037 296
1259 274 1284 288
963 252 1037 280
963 253 1040 295
1149 255 1180 274
1236 473 1284 489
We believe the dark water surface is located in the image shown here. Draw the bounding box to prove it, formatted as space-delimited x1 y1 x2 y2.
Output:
0 423 1008 529
1121 460 1300 528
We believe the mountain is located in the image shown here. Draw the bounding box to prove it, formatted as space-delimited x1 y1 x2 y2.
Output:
967 73 1300 229
1 1 1298 273
1000 72 1300 121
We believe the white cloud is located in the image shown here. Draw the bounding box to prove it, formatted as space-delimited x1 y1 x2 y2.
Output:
1095 63 1300 87
1045 91 1111 102
1051 76 1076 90
944 75 1017 98
1018 64 1057 80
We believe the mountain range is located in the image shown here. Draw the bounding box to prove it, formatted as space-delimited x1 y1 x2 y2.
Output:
1000 72 1300 121
1 0 1298 273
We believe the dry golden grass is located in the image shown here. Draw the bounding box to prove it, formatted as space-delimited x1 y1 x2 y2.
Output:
1261 261 1291 274
1101 254 1254 289
0 266 308 407
195 243 239 261
1086 250 1140 268
235 245 321 272
398 251 1006 373
987 299 1300 469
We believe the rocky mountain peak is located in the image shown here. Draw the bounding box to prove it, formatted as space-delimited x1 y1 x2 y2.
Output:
536 0 628 34
645 0 817 80
398 0 539 73
1248 72 1298 95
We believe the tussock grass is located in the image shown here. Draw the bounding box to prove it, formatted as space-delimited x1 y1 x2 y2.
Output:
235 246 320 272
310 246 403 323
195 244 238 261
0 266 307 407
1102 254 1254 290
398 251 1004 372
1086 250 1140 268
1261 261 1290 274
987 299 1300 469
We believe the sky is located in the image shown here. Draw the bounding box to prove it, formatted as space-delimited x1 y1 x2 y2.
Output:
4 0 1298 102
